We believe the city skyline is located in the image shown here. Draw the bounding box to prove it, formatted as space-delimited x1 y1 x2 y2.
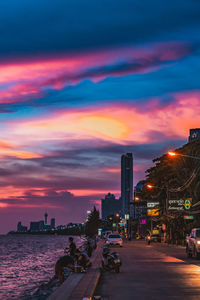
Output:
0 0 200 233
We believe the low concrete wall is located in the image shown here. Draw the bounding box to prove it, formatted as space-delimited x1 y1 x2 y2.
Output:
48 241 103 300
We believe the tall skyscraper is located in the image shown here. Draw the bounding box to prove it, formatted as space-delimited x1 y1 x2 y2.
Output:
121 153 133 216
44 211 48 225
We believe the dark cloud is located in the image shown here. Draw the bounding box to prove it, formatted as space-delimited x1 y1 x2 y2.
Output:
44 43 193 87
0 189 103 233
0 138 185 189
0 0 200 58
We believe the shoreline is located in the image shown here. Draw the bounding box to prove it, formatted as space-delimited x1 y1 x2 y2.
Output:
30 236 91 299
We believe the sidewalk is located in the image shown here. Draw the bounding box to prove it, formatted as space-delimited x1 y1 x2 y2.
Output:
48 241 102 300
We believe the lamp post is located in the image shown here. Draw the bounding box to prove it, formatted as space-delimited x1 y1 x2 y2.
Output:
147 183 169 241
147 184 169 215
168 151 200 160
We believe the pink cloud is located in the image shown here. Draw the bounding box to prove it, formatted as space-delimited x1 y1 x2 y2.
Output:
0 42 192 104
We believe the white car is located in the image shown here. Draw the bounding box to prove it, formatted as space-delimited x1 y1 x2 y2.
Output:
186 228 200 258
106 234 123 247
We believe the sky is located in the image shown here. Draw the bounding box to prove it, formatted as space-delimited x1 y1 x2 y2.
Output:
0 0 200 233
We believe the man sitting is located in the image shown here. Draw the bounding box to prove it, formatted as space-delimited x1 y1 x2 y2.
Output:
74 249 92 270
55 255 75 283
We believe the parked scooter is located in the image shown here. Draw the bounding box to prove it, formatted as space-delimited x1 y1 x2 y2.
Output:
101 245 121 273
146 235 151 245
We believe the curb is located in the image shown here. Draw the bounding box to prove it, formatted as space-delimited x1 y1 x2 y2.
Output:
69 242 103 300
84 268 101 300
48 241 103 300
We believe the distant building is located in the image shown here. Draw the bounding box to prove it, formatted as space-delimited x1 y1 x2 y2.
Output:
30 220 44 232
44 211 48 225
188 128 200 142
17 221 27 233
50 218 55 229
121 153 133 217
134 180 145 195
134 181 147 220
101 193 122 220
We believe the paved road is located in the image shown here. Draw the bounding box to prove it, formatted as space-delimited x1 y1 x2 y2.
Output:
95 240 200 299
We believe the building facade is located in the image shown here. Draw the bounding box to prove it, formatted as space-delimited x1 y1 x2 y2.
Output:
30 220 45 232
121 153 133 217
188 128 200 142
101 193 122 220
50 218 55 229
17 221 27 232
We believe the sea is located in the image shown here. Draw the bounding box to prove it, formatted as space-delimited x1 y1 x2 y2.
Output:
0 234 83 299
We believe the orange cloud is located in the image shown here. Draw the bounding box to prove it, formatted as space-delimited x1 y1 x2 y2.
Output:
10 91 200 145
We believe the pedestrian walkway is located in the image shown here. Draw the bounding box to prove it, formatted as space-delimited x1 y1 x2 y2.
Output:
95 240 200 299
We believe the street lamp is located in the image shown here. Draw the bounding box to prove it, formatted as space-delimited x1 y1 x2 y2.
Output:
146 183 169 241
168 151 200 160
147 184 154 189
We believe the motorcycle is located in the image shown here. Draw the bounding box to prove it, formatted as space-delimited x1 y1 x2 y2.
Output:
146 235 151 245
101 246 121 273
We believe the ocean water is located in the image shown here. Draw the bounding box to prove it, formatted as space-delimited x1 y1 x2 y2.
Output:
0 235 83 299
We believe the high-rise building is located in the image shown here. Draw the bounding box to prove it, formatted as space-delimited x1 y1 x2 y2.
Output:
121 153 133 216
188 128 200 142
44 211 48 225
101 193 122 220
50 218 55 229
30 220 44 232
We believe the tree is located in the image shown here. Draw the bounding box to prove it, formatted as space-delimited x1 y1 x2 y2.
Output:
85 206 101 237
141 138 200 242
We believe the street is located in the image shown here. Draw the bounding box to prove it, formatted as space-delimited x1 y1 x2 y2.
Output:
95 240 200 299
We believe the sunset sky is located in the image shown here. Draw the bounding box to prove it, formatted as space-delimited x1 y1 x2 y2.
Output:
0 0 200 233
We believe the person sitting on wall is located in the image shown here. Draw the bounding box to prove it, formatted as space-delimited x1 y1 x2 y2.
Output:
64 236 77 257
55 255 75 284
74 249 92 270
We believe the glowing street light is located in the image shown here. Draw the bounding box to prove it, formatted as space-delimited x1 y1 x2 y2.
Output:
147 184 154 189
168 151 200 160
168 151 176 156
134 196 140 201
146 183 169 213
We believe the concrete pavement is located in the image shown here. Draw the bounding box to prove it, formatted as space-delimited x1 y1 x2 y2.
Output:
95 240 200 299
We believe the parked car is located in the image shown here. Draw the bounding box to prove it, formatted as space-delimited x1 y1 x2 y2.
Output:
106 234 123 247
186 228 200 259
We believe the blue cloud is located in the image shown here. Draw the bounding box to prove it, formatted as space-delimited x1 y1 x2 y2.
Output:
0 0 200 58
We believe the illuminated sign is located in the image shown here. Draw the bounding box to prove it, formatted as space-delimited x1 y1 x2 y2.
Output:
184 198 192 210
168 198 192 211
147 209 159 216
168 199 184 211
147 202 159 208
184 215 194 220
152 229 159 235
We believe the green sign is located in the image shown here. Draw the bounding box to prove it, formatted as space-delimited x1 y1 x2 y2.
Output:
112 223 116 227
184 215 194 220
184 198 192 210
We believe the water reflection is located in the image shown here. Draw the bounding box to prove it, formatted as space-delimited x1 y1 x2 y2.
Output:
0 235 82 299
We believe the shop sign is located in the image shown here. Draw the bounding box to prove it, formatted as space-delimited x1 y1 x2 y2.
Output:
147 202 159 208
168 199 184 211
147 209 159 216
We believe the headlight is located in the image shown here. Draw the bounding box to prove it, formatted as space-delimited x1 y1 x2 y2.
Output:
197 241 200 245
